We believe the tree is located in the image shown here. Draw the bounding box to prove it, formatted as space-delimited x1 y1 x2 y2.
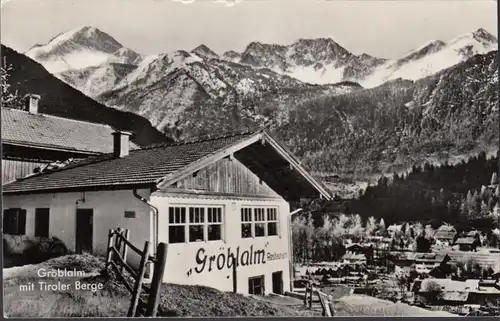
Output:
291 216 307 263
480 200 490 217
424 280 444 304
491 172 498 185
414 222 424 237
365 216 377 237
305 214 315 262
1 56 23 109
415 235 431 252
424 225 435 240
349 214 364 241
379 218 386 235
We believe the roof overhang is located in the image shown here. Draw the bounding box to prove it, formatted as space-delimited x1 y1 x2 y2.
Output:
156 131 332 202
2 140 102 155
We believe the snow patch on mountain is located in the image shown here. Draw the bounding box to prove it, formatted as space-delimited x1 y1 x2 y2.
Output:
35 50 112 74
360 29 497 88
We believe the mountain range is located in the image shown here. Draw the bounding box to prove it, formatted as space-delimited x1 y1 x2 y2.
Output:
6 26 499 197
1 44 168 147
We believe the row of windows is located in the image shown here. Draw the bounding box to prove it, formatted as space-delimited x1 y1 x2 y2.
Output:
241 207 278 238
167 206 279 244
168 206 224 244
3 208 49 237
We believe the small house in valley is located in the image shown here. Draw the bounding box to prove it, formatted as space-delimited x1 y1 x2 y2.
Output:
2 129 331 295
455 237 480 252
434 225 457 245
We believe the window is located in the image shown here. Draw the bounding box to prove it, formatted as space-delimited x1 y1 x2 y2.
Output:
267 208 278 236
241 207 279 238
124 211 136 218
169 207 186 243
207 207 222 241
3 208 27 235
248 275 265 295
254 208 266 237
35 208 50 237
241 208 253 238
189 207 204 242
168 205 223 243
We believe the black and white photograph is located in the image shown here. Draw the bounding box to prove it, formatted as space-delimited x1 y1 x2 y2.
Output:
1 0 499 317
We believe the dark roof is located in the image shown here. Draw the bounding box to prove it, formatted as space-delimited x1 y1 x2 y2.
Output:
435 230 457 240
2 129 332 201
1 108 139 154
456 237 477 245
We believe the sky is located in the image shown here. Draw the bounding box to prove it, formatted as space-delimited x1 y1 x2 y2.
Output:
1 0 498 59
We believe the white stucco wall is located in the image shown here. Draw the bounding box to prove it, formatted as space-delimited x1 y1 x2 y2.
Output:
2 189 153 266
150 194 292 295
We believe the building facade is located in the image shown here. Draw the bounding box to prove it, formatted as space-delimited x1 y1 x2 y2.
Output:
2 129 331 295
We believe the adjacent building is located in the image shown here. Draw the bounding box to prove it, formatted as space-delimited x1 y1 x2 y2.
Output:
1 95 139 184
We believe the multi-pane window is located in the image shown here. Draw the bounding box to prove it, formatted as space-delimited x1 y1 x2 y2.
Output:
169 207 186 244
254 208 266 237
241 208 253 238
240 207 279 238
168 205 223 244
267 208 278 236
207 207 222 241
189 207 205 242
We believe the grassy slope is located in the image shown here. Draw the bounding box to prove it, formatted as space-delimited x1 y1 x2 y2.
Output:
3 254 315 317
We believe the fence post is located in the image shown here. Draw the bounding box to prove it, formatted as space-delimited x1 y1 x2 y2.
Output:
308 283 313 308
127 241 150 317
115 227 123 255
145 242 168 317
105 229 115 268
121 229 130 274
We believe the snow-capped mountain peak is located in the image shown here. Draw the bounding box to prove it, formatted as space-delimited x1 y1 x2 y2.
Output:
25 25 141 74
191 44 219 59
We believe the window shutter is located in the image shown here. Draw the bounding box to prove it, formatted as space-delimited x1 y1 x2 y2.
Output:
18 209 27 235
3 209 12 234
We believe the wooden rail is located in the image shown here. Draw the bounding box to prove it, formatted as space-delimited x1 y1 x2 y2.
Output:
103 228 168 317
303 280 335 316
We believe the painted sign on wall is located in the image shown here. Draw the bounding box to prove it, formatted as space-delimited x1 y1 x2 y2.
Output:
194 246 287 274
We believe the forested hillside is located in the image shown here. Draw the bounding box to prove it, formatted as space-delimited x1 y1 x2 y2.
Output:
320 151 499 228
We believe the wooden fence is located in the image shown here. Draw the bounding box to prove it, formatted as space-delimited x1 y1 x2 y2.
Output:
103 228 168 317
303 281 335 317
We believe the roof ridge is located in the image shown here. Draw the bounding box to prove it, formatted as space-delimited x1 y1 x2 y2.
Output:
2 107 115 129
139 126 263 151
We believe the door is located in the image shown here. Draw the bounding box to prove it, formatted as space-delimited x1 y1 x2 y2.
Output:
35 208 50 238
76 209 93 254
272 271 283 294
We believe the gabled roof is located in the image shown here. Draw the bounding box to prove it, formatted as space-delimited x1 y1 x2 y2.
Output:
466 230 480 237
1 108 139 154
2 129 332 201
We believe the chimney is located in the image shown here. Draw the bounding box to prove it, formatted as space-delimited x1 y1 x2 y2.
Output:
112 130 132 158
24 94 41 114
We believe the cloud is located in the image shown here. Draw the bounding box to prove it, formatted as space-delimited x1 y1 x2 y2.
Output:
214 0 244 7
